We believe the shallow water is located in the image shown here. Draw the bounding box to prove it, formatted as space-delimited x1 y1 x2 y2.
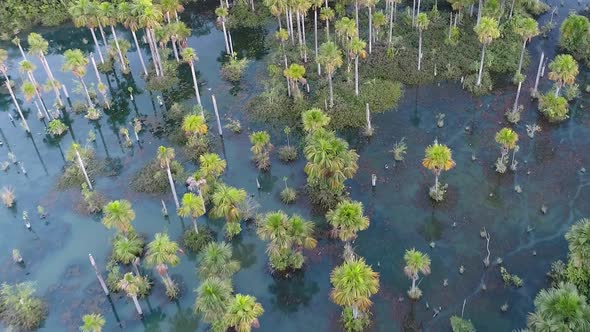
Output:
1 0 590 331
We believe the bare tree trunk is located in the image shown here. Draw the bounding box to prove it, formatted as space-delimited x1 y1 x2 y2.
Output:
192 218 199 233
477 44 486 86
365 103 371 132
2 72 30 133
315 8 321 75
171 37 180 62
355 0 360 35
512 80 522 112
90 28 105 64
132 30 149 76
289 9 295 45
16 42 27 60
388 1 394 44
166 160 180 209
76 148 93 189
533 52 544 95
517 39 527 75
90 53 102 83
98 23 108 49
151 29 165 76
80 78 94 108
110 26 127 72
189 61 202 107
418 29 422 70
88 254 109 296
211 94 223 136
477 0 482 25
39 55 63 106
296 11 304 59
145 28 161 76
368 6 373 53
131 295 143 316
355 56 359 96
328 72 334 107
301 13 308 63
221 20 231 53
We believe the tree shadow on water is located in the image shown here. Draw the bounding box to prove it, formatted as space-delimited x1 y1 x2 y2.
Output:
268 272 319 313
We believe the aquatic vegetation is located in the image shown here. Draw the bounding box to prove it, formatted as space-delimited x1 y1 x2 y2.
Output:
210 184 247 238
224 119 242 134
404 248 431 300
390 137 407 161
12 248 23 264
182 226 214 253
450 316 476 332
47 119 68 136
526 283 590 331
423 140 455 202
0 282 47 330
1 186 15 207
495 128 519 174
257 211 316 273
500 267 524 288
131 158 187 194
559 14 590 65
221 53 250 82
79 313 105 332
280 177 297 204
548 54 579 97
539 93 569 122
225 294 264 332
145 233 181 300
80 183 106 214
326 200 370 242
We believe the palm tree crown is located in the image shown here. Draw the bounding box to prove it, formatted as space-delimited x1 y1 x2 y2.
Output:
102 200 135 235
318 41 343 75
548 54 579 88
330 257 379 310
403 248 431 280
565 218 590 268
198 241 240 280
80 313 105 332
474 17 500 45
302 108 331 133
422 141 455 172
495 128 519 150
145 232 180 268
194 277 233 323
225 294 264 332
527 283 590 331
326 200 370 242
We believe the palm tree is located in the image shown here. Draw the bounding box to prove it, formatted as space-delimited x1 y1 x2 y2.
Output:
474 17 500 86
198 242 240 280
320 7 335 41
326 200 370 242
422 140 455 199
361 0 378 54
548 54 579 97
80 313 105 332
197 153 227 185
335 17 357 46
118 2 148 76
311 0 323 74
69 0 105 63
404 248 431 300
372 10 386 42
302 108 330 133
210 184 247 238
19 60 50 118
112 233 143 265
157 146 180 209
145 232 180 292
350 37 365 97
495 127 518 171
416 13 429 71
513 16 539 75
27 33 63 106
102 200 136 238
133 0 165 76
283 63 306 98
69 143 93 189
97 2 127 72
118 272 143 315
178 193 205 233
317 41 343 107
527 283 590 331
215 6 231 54
565 218 590 268
194 277 233 325
161 0 184 23
250 131 273 170
330 257 379 320
181 47 202 107
62 49 94 107
560 14 590 60
0 49 30 133
288 214 317 255
182 114 208 137
225 294 264 332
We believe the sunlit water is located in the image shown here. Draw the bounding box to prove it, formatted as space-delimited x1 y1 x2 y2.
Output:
1 0 590 331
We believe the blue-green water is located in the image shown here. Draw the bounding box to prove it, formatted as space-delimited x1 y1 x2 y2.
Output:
1 0 590 331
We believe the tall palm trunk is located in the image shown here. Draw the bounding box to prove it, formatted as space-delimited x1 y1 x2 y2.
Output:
416 0 421 19
131 295 143 315
517 39 527 75
171 36 180 62
315 8 321 75
89 28 105 63
39 56 63 106
189 61 203 108
16 42 27 60
132 30 148 76
289 9 295 45
90 53 102 83
301 13 308 63
355 56 359 96
512 80 522 112
166 160 180 209
418 29 422 70
296 11 304 59
79 77 94 108
355 1 359 35
477 44 486 86
98 22 108 48
388 1 394 44
555 84 561 97
145 28 161 76
328 72 334 107
434 170 440 194
2 72 30 133
151 29 165 76
368 6 373 54
412 0 416 26
27 72 50 117
221 20 231 54
477 0 482 25
75 148 93 190
326 19 330 41
110 26 128 72
192 218 199 233
509 0 516 17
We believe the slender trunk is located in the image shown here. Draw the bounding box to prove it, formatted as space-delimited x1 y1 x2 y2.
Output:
189 61 202 107
28 72 49 117
477 44 486 86
533 52 544 95
131 295 143 316
394 2 397 22
151 29 165 76
418 29 422 70
326 19 330 41
328 72 334 107
513 80 522 112
555 84 561 97
355 56 359 96
90 53 102 83
88 254 109 296
80 78 94 108
416 0 421 19
517 39 526 75
17 43 27 60
509 0 516 18
98 23 108 49
368 6 373 54
90 28 105 63
2 72 30 133
315 9 321 75
411 276 417 294
132 30 148 77
412 0 416 26
145 28 161 76
284 51 292 96
212 94 223 136
448 12 453 39
301 13 308 63
477 0 482 25
296 11 304 59
62 85 70 99
76 148 93 190
250 0 255 11
165 160 180 209
289 9 295 45
39 55 63 106
365 103 371 131
434 173 439 194
192 218 199 233
355 1 359 35
228 30 235 55
171 36 180 62
110 26 127 72
388 2 394 44
221 20 231 54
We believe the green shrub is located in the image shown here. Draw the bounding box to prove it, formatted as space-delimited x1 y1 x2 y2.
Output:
539 93 569 122
280 187 297 204
450 316 476 332
0 282 46 331
47 119 67 136
221 54 250 82
278 145 298 162
182 227 214 253
341 307 371 332
130 159 187 194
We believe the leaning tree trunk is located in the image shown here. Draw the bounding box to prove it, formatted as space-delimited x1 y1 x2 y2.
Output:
328 72 334 107
98 22 108 49
477 44 486 86
509 0 516 18
368 6 373 53
221 20 231 54
517 39 527 75
89 28 105 63
79 77 94 108
513 80 522 113
75 147 93 190
131 295 143 316
145 28 161 76
189 61 203 107
110 26 128 72
132 30 148 76
166 160 180 209
416 0 421 20
477 0 482 25
39 55 63 106
2 72 30 133
171 37 180 62
151 29 165 76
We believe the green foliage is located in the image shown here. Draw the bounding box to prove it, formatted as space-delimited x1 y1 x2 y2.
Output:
106 261 122 293
280 187 297 204
112 231 144 264
390 138 407 161
500 267 523 288
227 1 269 29
539 93 569 122
527 283 590 331
131 159 186 194
463 71 493 95
278 145 298 162
221 54 250 82
80 183 106 214
47 119 68 136
0 282 47 330
341 306 371 332
560 14 590 65
0 0 71 39
198 242 240 280
58 145 106 189
450 316 476 332
249 131 273 170
182 227 214 253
